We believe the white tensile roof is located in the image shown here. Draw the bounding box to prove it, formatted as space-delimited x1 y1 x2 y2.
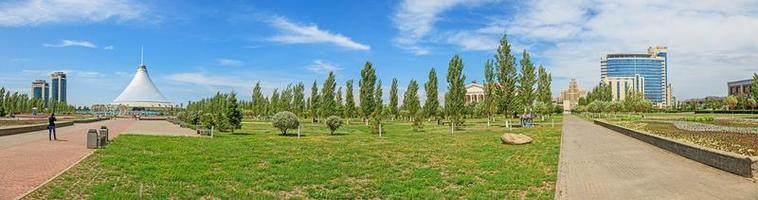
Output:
112 64 171 107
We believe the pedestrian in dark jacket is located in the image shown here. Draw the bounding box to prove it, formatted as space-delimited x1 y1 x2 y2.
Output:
48 113 57 140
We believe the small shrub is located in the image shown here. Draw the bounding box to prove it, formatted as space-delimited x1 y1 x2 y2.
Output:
412 112 424 132
686 116 714 122
325 116 343 134
272 111 299 135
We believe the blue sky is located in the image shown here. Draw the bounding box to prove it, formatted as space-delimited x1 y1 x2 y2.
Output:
1 0 757 106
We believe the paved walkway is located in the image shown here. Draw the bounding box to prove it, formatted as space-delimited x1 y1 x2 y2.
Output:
555 115 758 200
0 120 196 200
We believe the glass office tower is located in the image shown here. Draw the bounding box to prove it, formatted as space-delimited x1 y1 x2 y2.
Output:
51 72 67 103
31 80 49 107
601 46 669 106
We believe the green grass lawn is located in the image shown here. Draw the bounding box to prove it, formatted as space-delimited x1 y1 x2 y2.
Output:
26 116 563 199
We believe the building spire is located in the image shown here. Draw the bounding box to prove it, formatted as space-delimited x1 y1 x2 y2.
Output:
140 45 144 66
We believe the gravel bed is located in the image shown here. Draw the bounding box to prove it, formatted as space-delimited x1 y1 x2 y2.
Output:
671 121 758 134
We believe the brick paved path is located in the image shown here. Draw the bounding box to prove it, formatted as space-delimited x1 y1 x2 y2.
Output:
0 120 135 200
555 115 758 200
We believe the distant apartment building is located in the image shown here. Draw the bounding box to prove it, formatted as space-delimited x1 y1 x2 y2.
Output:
601 46 671 107
727 79 753 96
31 80 49 107
603 75 645 102
50 72 67 103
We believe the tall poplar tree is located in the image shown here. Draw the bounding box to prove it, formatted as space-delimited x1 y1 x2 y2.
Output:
752 73 758 101
402 79 420 121
518 50 537 112
495 33 518 117
293 82 305 117
389 78 399 120
335 86 343 117
310 80 319 122
375 79 383 112
344 80 355 121
445 55 466 131
251 81 265 118
320 71 337 118
359 62 376 124
483 59 498 126
269 89 280 114
424 68 439 119
537 65 552 104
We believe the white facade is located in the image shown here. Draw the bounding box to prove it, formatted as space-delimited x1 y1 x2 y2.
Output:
603 74 645 102
465 82 485 104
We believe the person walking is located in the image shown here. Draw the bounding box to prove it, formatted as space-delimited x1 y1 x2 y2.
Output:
48 113 57 141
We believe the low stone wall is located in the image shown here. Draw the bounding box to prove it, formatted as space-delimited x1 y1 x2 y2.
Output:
594 120 758 178
73 117 108 124
0 121 75 137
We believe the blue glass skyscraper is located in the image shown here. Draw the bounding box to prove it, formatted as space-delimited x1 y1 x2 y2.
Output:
601 46 670 107
51 72 66 103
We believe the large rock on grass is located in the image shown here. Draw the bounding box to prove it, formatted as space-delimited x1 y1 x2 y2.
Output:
500 133 533 145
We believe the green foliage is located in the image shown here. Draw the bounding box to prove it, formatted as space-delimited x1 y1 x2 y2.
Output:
445 54 466 129
293 82 305 116
309 80 320 121
537 65 552 104
495 34 518 116
0 87 75 115
344 80 355 118
620 116 642 121
483 59 498 119
389 78 399 119
325 115 343 134
582 83 612 105
272 111 299 135
724 95 738 110
424 68 439 119
226 92 243 130
752 73 758 99
517 50 537 112
401 79 420 120
412 111 424 132
686 116 714 122
534 102 553 116
335 86 343 117
250 82 267 118
181 92 241 131
320 72 337 118
359 62 377 122
747 98 757 110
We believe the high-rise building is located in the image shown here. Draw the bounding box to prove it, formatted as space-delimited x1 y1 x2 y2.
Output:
31 80 49 107
601 46 669 107
559 79 587 113
50 72 67 103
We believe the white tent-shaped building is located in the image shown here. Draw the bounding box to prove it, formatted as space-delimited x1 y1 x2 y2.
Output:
112 50 171 108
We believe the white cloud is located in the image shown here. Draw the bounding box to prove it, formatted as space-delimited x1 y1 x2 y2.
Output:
306 60 340 74
216 58 242 66
506 0 758 99
75 71 104 78
42 40 97 48
104 45 115 50
267 16 370 50
165 72 249 88
0 0 146 26
392 0 496 55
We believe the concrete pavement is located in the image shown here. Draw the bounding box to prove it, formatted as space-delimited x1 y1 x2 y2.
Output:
555 115 758 200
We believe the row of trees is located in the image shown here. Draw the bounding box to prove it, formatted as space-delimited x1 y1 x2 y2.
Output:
240 33 554 133
177 92 243 132
0 87 76 116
